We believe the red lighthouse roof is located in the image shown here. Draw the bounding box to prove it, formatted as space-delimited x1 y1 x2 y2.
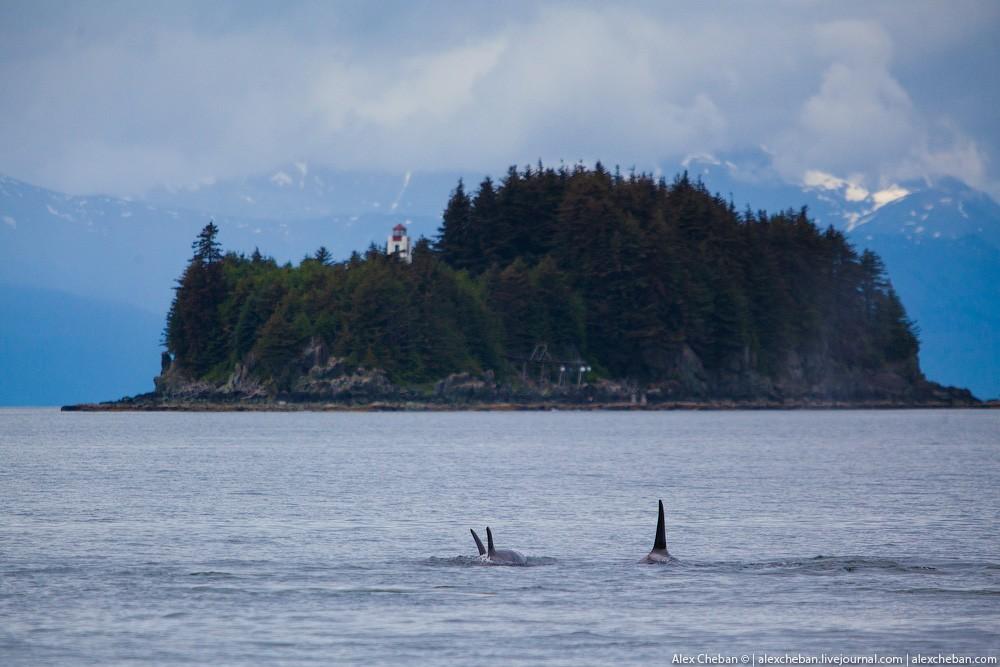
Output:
392 223 407 232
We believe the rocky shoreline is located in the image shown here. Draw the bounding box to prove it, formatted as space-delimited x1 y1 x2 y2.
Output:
62 339 984 412
61 397 993 412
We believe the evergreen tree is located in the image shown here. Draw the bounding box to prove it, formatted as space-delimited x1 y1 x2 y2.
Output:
165 246 228 376
192 221 223 264
879 288 920 363
466 177 498 273
435 179 473 269
253 300 306 386
314 246 333 265
488 258 543 354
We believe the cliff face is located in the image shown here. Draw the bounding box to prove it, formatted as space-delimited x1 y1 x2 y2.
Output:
146 336 976 408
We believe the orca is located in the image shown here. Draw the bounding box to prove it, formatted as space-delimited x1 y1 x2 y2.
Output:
641 499 671 563
470 527 528 566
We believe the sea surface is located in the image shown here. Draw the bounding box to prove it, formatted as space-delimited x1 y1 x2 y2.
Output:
1 409 998 665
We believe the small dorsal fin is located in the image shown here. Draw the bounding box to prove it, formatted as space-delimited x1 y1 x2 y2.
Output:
470 529 486 556
486 526 496 557
653 499 667 551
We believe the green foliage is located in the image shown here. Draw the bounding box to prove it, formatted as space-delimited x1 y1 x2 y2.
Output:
163 166 921 390
164 222 229 376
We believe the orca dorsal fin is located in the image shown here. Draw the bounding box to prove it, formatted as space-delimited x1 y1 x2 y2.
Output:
486 526 496 557
471 529 486 556
652 499 667 551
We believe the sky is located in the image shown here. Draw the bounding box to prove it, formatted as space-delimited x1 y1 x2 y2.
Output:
1 0 998 199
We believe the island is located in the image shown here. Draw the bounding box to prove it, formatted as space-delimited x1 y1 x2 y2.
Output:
64 165 979 411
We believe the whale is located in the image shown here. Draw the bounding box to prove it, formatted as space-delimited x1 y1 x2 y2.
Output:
470 527 528 566
641 499 671 563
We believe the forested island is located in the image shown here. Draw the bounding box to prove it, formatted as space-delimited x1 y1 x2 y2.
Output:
66 164 978 411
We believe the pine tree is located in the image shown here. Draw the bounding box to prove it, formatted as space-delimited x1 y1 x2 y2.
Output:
878 287 920 363
466 177 498 273
192 221 223 264
859 249 889 324
488 258 542 354
314 246 333 265
165 256 227 376
435 179 472 269
253 301 305 386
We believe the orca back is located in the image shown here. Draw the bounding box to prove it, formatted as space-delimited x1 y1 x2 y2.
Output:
482 526 527 565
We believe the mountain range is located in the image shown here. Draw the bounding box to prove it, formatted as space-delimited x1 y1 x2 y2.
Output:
1 155 997 404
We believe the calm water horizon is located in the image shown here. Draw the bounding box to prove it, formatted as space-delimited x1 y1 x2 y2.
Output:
2 408 998 665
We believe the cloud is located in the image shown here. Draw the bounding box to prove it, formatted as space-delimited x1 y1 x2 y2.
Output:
772 18 996 197
774 22 915 180
0 2 996 197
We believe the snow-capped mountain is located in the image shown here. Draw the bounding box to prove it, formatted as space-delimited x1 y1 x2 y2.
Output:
850 176 1000 246
143 162 461 222
677 151 910 230
848 178 1000 400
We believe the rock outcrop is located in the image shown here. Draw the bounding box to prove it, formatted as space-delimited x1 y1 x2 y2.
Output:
93 337 977 410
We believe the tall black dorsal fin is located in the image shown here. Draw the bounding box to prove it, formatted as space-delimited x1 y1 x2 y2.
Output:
471 529 486 556
486 526 496 557
653 499 667 551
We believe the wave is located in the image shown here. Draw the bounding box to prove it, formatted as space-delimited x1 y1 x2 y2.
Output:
423 555 557 567
675 555 1000 576
754 556 939 574
893 587 1000 597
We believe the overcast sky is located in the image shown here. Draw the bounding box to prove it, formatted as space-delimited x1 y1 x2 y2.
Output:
1 0 998 198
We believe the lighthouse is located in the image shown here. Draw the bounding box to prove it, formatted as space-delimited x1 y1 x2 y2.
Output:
387 223 412 263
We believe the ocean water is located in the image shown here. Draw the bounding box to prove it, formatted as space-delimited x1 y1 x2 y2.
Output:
1 409 998 665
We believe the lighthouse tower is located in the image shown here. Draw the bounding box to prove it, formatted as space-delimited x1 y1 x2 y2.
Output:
387 223 412 263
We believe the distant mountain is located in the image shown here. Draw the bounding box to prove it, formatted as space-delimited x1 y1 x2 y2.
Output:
676 150 911 230
850 176 1000 246
849 179 1000 400
144 162 461 222
0 173 440 314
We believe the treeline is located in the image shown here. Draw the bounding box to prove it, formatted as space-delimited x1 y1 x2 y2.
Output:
164 164 919 389
165 224 501 386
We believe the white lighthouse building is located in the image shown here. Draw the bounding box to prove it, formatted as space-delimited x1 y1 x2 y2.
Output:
387 223 413 263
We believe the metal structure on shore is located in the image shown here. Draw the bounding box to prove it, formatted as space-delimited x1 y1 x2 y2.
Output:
504 343 592 387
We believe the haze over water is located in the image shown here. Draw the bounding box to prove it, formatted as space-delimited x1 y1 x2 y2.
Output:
2 409 998 665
